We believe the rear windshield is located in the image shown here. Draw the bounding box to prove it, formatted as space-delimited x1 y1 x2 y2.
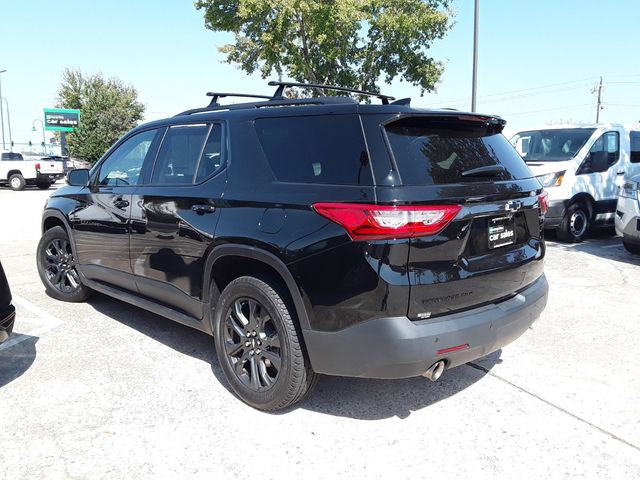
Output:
510 128 596 162
255 114 372 185
384 117 532 185
1 152 24 161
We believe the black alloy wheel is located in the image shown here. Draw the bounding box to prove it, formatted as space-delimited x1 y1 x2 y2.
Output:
36 226 90 302
223 297 282 390
213 275 317 411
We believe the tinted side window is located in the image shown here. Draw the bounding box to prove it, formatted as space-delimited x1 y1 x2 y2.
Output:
97 129 158 186
195 124 224 182
385 117 532 185
152 125 209 184
1 152 24 161
631 131 640 163
255 115 372 185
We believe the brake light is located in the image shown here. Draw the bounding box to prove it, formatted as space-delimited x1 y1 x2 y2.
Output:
35 162 41 173
312 203 462 240
537 191 549 215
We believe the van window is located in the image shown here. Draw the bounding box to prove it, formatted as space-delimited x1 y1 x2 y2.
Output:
385 117 532 185
511 129 595 162
255 115 372 185
577 131 619 174
630 132 640 163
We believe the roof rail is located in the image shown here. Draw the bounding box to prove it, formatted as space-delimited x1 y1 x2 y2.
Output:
268 81 395 105
206 92 272 107
175 96 356 117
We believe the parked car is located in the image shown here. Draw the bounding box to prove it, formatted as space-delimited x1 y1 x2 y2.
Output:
42 155 71 174
0 151 65 190
0 260 16 344
36 81 549 411
510 124 640 242
615 175 640 254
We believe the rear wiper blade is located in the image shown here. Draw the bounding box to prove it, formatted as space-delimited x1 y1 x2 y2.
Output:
461 165 506 177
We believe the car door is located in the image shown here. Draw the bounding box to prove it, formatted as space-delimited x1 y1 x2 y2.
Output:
70 128 162 292
626 130 640 180
129 122 227 319
576 130 620 220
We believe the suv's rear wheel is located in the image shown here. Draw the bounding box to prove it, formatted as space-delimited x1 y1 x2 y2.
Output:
36 226 90 302
213 274 317 411
557 202 590 243
36 182 51 190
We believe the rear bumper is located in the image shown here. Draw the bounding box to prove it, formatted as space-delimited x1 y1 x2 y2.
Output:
0 305 16 344
36 172 63 183
303 274 548 379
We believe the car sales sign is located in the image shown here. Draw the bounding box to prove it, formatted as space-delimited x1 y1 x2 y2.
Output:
43 108 80 131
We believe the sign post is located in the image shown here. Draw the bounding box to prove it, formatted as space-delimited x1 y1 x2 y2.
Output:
43 108 80 156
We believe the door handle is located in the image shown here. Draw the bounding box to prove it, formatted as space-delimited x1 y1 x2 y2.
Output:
617 170 625 175
192 204 216 214
113 198 130 209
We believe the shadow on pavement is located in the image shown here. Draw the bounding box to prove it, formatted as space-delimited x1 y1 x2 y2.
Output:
87 292 501 419
546 228 640 267
0 334 38 388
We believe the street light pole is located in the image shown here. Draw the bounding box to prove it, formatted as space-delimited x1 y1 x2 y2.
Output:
32 119 46 154
0 69 6 150
471 0 479 112
2 97 13 147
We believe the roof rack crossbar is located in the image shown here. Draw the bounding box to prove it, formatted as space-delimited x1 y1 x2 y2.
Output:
268 81 395 105
206 92 272 107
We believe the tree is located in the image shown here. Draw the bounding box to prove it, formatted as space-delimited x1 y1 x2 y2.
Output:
195 0 453 96
56 69 145 162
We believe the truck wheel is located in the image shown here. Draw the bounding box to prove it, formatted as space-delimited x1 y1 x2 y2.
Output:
557 202 590 243
9 174 26 191
36 182 51 190
213 274 317 411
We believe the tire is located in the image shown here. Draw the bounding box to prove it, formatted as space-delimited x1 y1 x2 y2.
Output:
623 239 640 255
9 174 26 191
213 274 317 411
557 202 590 243
36 226 90 302
36 182 51 190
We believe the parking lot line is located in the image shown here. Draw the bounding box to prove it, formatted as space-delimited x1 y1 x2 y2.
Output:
0 294 62 352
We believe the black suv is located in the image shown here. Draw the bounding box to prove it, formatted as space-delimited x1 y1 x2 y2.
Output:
36 82 548 411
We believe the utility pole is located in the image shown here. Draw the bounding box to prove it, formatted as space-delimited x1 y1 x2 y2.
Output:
471 0 479 112
592 76 603 123
0 69 6 150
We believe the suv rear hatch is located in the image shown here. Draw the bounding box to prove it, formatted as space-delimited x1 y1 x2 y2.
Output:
373 113 545 320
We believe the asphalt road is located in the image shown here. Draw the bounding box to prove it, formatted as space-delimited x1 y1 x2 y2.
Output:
1 184 639 479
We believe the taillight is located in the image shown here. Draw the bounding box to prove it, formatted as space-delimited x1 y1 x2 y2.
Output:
312 203 462 240
537 191 549 215
35 162 41 172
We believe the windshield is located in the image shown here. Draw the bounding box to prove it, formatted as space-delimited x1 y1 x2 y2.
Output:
510 128 595 162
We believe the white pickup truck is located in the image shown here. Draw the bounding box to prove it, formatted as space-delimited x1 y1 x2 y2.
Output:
0 151 65 190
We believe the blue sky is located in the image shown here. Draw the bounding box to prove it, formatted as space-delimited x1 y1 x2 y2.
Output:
1 0 639 147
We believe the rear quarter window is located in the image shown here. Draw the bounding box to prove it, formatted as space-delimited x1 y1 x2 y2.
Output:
1 152 24 161
385 117 533 185
255 114 372 185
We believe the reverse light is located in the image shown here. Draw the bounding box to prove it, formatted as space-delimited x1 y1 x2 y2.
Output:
312 203 462 240
536 171 565 188
537 191 549 215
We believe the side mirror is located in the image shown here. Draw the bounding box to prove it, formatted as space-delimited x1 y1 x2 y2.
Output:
67 168 90 186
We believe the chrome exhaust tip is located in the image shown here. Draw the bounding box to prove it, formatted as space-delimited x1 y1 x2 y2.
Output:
422 360 446 382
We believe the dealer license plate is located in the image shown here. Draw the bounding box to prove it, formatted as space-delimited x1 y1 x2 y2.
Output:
488 216 516 249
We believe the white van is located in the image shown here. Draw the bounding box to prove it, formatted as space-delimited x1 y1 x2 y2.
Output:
510 124 640 242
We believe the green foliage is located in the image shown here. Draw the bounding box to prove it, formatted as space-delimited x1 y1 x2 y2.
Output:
195 0 452 96
56 69 145 162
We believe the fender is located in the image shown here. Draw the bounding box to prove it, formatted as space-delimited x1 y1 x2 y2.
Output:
41 208 79 256
203 244 311 331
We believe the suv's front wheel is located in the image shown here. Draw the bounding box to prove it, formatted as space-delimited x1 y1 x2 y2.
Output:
213 275 317 411
36 226 90 302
